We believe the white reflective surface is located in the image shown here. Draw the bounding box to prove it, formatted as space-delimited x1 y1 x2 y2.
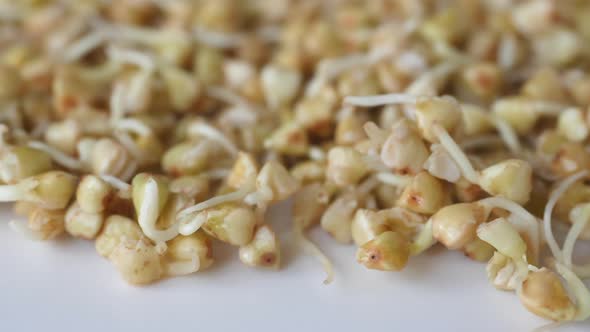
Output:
0 203 587 332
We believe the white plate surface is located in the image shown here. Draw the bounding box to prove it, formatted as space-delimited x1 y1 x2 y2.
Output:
0 203 588 332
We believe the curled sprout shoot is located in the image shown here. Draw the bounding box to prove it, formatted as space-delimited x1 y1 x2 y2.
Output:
99 174 131 198
554 262 590 321
562 204 590 278
136 177 178 243
295 223 334 284
27 141 83 170
543 170 588 263
165 251 200 277
293 183 333 284
187 122 239 156
63 30 106 63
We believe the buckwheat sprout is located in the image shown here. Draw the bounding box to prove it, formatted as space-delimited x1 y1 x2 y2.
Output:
27 141 83 170
63 30 105 63
305 47 396 97
344 95 500 183
137 178 179 243
554 262 590 321
431 124 480 183
187 122 238 156
543 170 588 263
479 197 541 264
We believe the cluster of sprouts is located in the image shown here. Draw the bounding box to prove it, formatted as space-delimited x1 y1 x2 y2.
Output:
2 0 590 325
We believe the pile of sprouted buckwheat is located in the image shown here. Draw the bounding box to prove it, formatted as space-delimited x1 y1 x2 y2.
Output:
1 0 590 324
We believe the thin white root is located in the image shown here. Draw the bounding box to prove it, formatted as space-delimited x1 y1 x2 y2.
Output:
193 26 244 49
177 214 207 236
295 223 334 285
490 116 521 153
113 131 143 161
554 262 590 321
432 125 480 184
106 45 155 71
305 49 395 97
113 118 153 137
206 86 262 113
109 81 127 123
63 31 105 62
544 171 588 263
99 174 131 192
99 174 131 198
176 186 252 219
138 178 179 242
27 141 83 170
344 93 417 107
188 122 239 156
376 172 412 187
460 135 504 150
562 212 590 278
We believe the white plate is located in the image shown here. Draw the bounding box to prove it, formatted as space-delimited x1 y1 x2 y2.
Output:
0 203 588 332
